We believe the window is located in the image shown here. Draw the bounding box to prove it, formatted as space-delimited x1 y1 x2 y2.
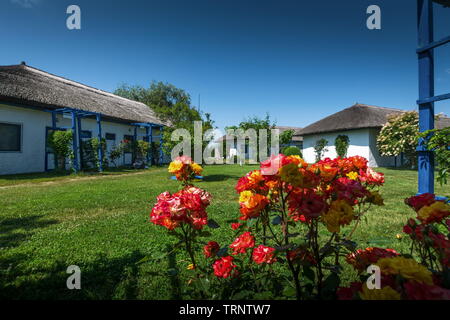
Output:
123 134 134 141
80 130 92 139
105 133 116 141
0 122 22 152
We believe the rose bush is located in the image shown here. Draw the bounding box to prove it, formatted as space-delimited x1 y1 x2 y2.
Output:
149 155 450 300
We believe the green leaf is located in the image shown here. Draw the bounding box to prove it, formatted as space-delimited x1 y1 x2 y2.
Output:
272 216 282 225
217 247 228 257
167 268 178 276
302 266 315 283
207 219 220 229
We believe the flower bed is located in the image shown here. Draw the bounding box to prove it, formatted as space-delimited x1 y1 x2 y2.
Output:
149 155 450 300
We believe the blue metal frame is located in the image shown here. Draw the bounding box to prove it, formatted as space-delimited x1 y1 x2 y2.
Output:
416 0 450 194
45 107 102 173
131 123 164 165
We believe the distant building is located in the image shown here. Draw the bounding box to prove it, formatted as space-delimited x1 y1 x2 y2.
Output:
216 126 303 161
298 103 450 167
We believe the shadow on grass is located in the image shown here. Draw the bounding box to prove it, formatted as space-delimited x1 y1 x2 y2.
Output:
0 215 58 249
0 251 148 300
0 246 185 300
203 174 241 182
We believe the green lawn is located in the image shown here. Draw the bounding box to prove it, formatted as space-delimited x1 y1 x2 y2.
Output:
0 165 448 299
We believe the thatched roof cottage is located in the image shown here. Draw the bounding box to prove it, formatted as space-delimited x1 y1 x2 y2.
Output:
298 103 450 167
0 63 167 175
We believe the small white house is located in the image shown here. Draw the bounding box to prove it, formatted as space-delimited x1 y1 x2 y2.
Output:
298 103 450 167
0 63 168 175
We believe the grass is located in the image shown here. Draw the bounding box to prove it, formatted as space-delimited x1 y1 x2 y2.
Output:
0 165 448 299
0 167 150 187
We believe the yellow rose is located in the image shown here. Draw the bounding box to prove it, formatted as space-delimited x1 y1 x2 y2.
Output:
346 171 358 180
377 257 433 284
191 162 203 175
368 191 384 206
168 160 184 174
279 162 303 187
417 201 450 223
322 200 355 233
359 284 401 300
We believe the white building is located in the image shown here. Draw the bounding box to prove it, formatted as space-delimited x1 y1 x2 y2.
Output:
299 103 450 167
0 63 167 175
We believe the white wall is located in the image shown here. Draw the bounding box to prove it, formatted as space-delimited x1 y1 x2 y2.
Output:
302 128 401 167
0 104 49 174
302 129 370 164
0 103 164 175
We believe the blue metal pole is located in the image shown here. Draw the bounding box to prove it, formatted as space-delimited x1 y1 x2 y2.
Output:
417 0 435 194
96 114 103 172
71 111 79 173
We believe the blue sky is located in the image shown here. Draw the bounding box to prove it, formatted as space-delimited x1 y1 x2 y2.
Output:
1 0 449 129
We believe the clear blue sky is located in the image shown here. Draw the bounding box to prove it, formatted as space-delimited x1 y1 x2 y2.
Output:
1 0 449 129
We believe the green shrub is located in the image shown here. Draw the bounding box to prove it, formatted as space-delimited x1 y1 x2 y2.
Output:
335 135 349 158
282 146 302 157
48 130 73 170
314 138 328 162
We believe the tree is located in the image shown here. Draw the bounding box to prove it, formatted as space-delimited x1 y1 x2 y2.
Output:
114 82 214 158
376 111 419 167
419 126 450 186
335 135 349 158
280 129 295 146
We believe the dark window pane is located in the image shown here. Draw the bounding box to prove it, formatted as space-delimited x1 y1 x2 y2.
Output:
0 123 21 152
80 130 92 139
124 135 134 141
105 133 116 141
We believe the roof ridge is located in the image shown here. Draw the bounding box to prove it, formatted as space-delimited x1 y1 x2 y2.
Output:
2 64 150 110
351 103 405 112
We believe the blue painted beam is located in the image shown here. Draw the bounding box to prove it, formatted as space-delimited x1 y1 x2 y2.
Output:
417 92 450 104
96 114 103 172
417 0 435 194
416 35 450 53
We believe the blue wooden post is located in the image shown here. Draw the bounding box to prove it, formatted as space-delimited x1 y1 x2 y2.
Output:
149 124 153 165
71 111 79 173
417 0 435 194
134 126 138 163
77 117 83 170
48 111 57 171
96 114 103 172
145 126 151 166
159 126 164 164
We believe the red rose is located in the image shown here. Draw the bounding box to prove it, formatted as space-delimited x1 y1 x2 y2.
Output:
231 223 242 230
252 245 277 264
213 256 237 278
203 241 220 258
229 231 255 255
405 193 436 211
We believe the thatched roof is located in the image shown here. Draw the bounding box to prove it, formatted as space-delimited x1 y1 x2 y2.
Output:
0 64 166 126
298 104 403 136
298 104 450 136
